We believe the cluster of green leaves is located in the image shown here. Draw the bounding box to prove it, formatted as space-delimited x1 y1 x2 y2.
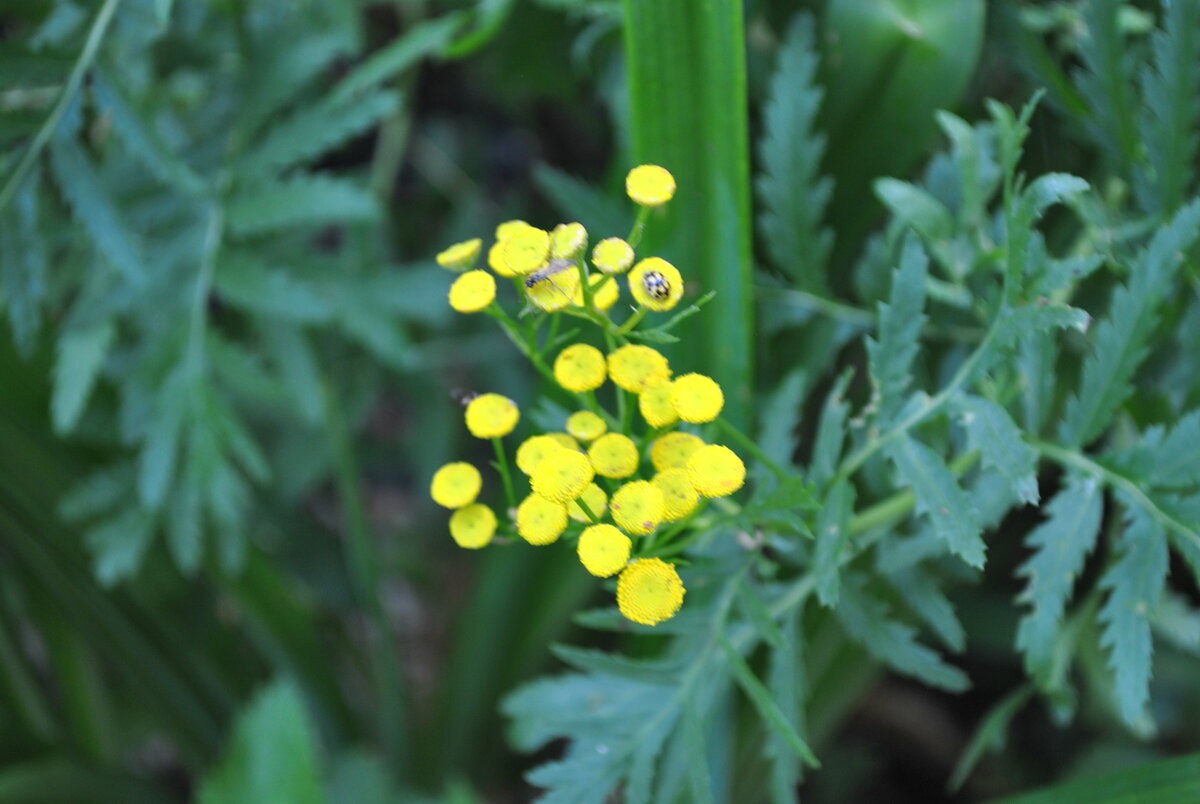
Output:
502 2 1200 800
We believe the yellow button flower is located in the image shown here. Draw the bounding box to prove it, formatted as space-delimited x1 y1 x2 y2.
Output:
488 240 518 277
449 503 496 549
687 444 746 498
572 274 620 312
550 222 588 260
515 434 564 476
671 373 724 423
531 449 595 503
495 219 531 241
448 270 496 313
577 524 632 578
516 494 568 545
568 482 608 523
607 344 670 392
626 165 676 207
526 268 580 312
592 237 635 275
628 257 684 312
653 469 699 521
588 433 640 479
566 410 607 442
639 380 678 429
617 558 685 625
436 238 482 271
502 226 551 275
610 480 665 535
554 344 607 392
546 432 582 451
465 393 519 439
430 462 482 509
650 431 705 472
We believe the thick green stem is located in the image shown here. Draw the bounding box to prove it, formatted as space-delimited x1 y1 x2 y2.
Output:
715 416 789 481
491 437 517 511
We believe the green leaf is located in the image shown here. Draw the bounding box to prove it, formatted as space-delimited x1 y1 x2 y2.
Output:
167 469 204 575
866 235 928 423
1074 0 1139 166
813 480 854 607
1007 173 1089 303
226 174 378 236
238 89 401 179
1139 0 1200 213
533 164 628 238
996 752 1200 804
51 320 115 434
1059 199 1200 446
48 137 145 283
333 14 466 102
264 324 324 425
1098 501 1169 727
756 368 807 470
84 508 155 587
215 253 332 323
0 181 48 357
808 370 851 486
766 608 805 800
947 685 1034 792
874 179 954 248
624 0 754 427
1015 474 1104 684
955 394 1039 505
886 566 965 653
1146 410 1200 489
886 434 985 569
720 637 819 769
835 573 969 692
137 368 187 510
198 680 326 804
756 12 832 291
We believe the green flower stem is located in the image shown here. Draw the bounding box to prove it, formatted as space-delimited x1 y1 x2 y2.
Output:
1030 439 1200 546
491 437 517 511
621 388 635 434
0 0 124 214
322 382 409 772
715 416 789 481
614 306 648 336
755 286 875 328
573 496 600 525
627 204 652 249
643 499 710 557
487 304 557 385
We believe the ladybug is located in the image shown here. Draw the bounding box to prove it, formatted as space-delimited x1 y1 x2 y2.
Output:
642 270 671 301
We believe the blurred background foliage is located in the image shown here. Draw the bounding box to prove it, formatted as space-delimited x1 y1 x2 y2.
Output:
1 0 1199 802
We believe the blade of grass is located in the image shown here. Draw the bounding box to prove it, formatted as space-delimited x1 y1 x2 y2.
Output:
623 0 754 428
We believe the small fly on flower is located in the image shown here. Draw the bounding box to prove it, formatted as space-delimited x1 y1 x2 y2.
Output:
642 269 671 301
524 258 577 288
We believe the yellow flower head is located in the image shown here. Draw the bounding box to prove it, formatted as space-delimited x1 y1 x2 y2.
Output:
550 222 588 260
626 165 676 207
437 238 482 271
465 393 519 439
430 462 482 509
671 373 724 423
573 274 620 311
449 503 496 549
546 432 582 451
610 480 665 535
515 434 565 476
638 380 679 429
555 344 607 392
650 431 705 472
516 493 568 545
448 270 496 313
617 558 685 625
629 257 684 312
488 240 518 277
566 410 607 442
526 267 580 312
568 482 608 523
495 219 532 241
502 226 551 275
653 469 700 521
588 433 640 479
592 237 635 275
607 344 670 393
577 524 632 578
687 444 746 498
531 449 595 503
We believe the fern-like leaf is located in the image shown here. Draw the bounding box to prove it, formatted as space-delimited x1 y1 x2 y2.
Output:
755 13 833 291
52 320 115 434
955 394 1039 505
1059 199 1200 446
1015 474 1104 684
227 174 378 235
866 235 928 423
1139 0 1200 213
1074 0 1140 166
1099 500 1169 727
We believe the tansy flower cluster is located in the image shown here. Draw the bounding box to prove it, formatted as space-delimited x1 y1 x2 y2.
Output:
429 165 749 627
